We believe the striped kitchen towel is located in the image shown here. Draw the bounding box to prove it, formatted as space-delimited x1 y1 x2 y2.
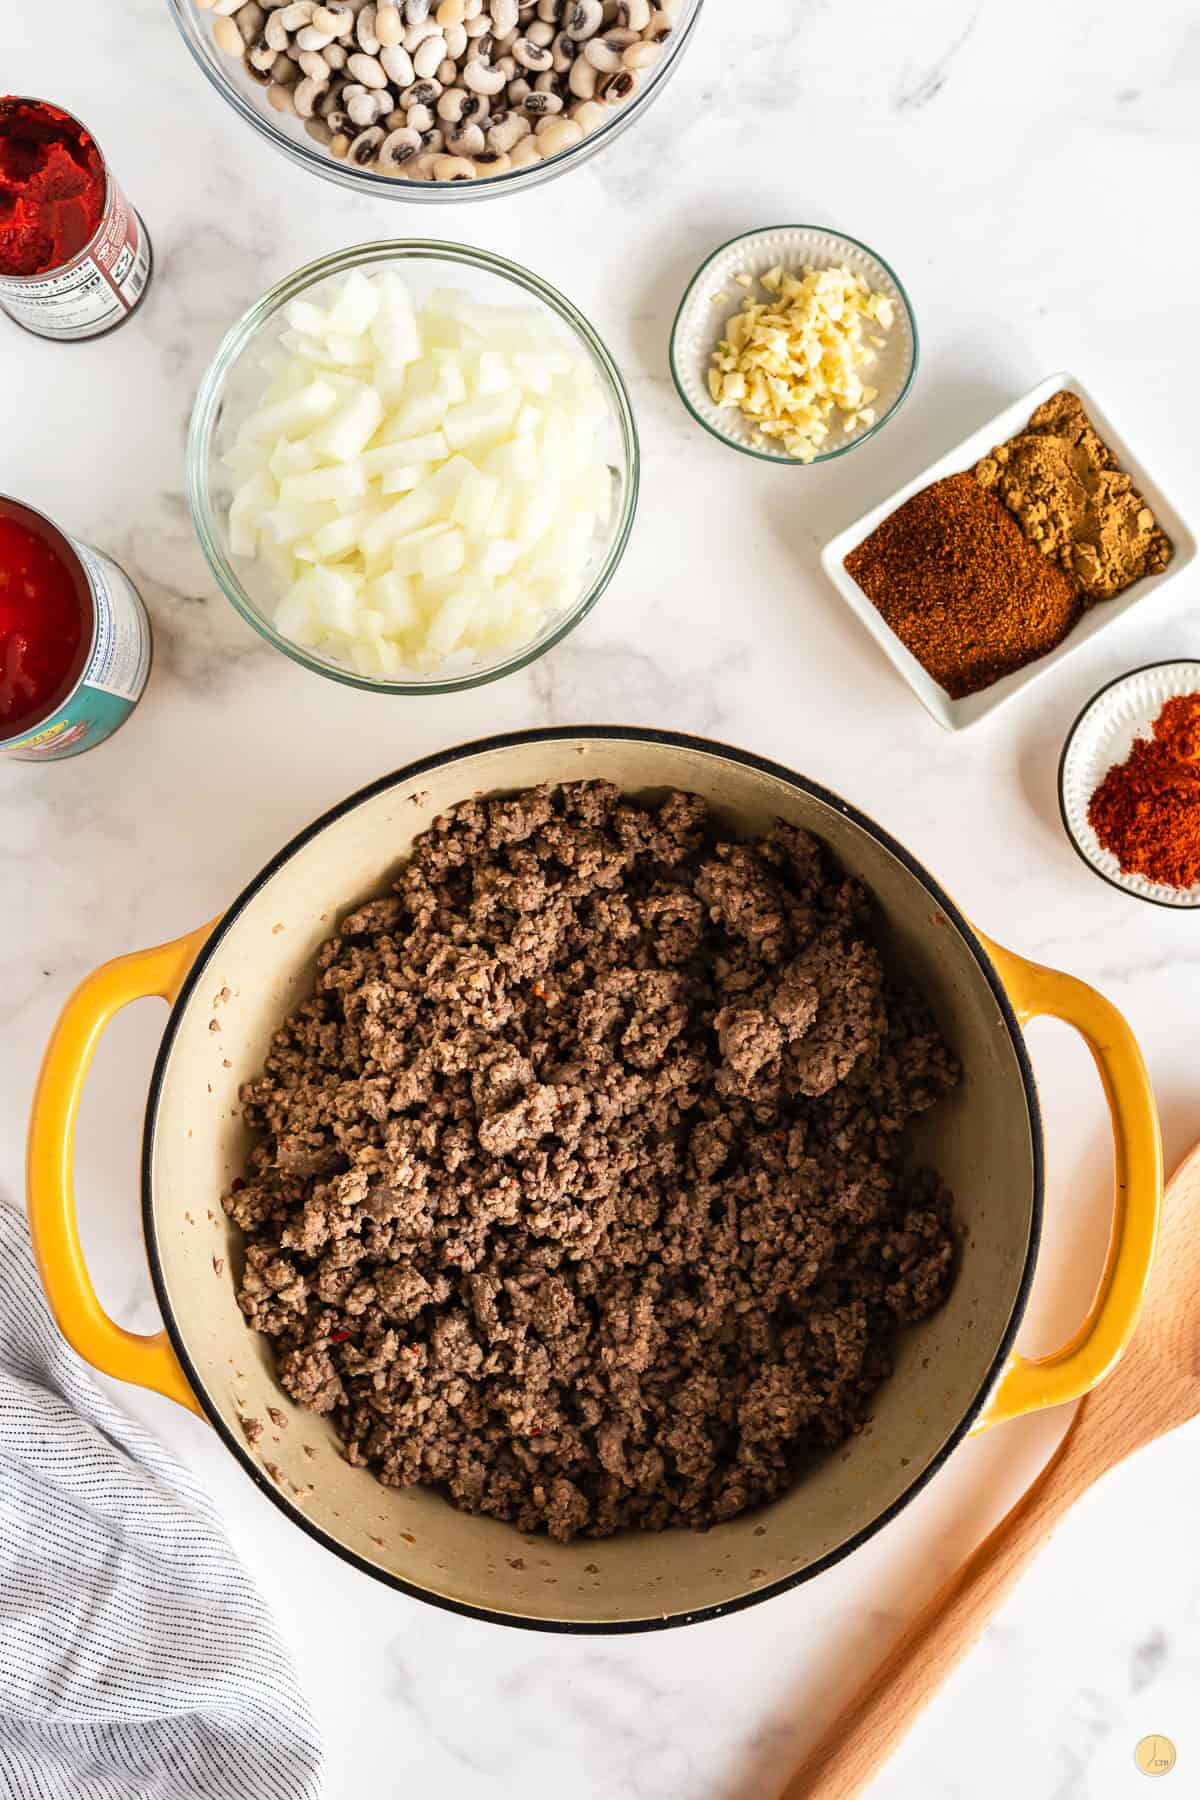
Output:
0 1198 324 1800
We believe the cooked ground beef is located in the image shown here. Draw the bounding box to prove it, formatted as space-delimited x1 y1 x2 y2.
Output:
226 783 958 1541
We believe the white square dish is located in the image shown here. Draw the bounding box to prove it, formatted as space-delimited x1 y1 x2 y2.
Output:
820 372 1197 730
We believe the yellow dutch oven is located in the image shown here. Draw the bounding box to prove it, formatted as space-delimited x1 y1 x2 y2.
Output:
27 729 1162 1633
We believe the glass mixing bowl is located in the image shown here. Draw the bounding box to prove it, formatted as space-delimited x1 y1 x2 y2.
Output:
187 241 639 694
167 0 704 200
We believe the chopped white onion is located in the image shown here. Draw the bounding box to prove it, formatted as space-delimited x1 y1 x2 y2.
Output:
224 272 615 675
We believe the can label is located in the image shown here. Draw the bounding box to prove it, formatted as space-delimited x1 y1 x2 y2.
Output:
0 180 150 341
4 541 151 761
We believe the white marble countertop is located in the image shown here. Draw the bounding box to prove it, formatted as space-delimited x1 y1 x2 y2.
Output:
4 2 1200 1795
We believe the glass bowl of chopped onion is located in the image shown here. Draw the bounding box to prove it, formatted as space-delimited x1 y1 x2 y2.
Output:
670 225 918 466
168 0 703 199
187 240 639 692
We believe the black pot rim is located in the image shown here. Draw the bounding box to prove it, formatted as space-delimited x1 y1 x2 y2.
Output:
141 725 1045 1635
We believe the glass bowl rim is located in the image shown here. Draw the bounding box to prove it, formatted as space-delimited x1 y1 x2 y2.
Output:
187 238 641 695
668 224 920 468
165 0 706 202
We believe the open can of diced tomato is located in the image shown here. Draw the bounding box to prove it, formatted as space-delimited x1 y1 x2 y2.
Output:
0 96 152 341
0 497 152 762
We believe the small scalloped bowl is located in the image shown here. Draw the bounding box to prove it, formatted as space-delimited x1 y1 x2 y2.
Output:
669 225 918 465
1059 660 1200 908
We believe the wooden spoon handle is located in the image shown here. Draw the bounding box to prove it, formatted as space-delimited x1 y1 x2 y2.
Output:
778 1422 1094 1800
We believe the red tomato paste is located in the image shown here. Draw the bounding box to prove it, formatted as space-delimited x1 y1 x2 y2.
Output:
0 98 106 278
0 510 87 731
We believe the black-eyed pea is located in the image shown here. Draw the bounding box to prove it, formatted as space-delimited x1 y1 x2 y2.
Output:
379 124 423 166
264 10 291 48
522 87 563 114
437 85 469 120
267 80 297 111
486 108 529 150
407 100 436 130
432 153 476 179
464 11 490 34
514 35 553 69
436 0 467 21
347 49 389 84
412 31 448 75
550 28 577 68
569 97 607 132
278 1 316 26
347 123 386 163
375 2 405 41
614 0 649 24
294 74 328 114
318 78 348 113
409 150 440 177
304 112 334 140
237 1 267 38
568 55 597 97
535 0 558 20
536 115 584 152
526 17 555 44
448 120 486 153
298 48 331 79
296 21 335 47
491 0 520 31
325 41 348 67
329 131 351 156
644 8 672 41
445 22 469 56
564 0 603 38
420 126 446 150
212 0 245 13
272 50 301 80
495 52 518 76
326 1 356 33
472 149 512 174
509 135 542 165
597 66 636 101
213 14 246 54
582 34 623 68
380 42 416 83
356 3 380 51
463 56 507 92
437 57 457 82
403 0 432 21
344 83 382 124
622 38 659 67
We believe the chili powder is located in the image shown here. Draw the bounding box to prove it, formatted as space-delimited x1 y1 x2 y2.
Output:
1088 693 1200 890
844 472 1083 699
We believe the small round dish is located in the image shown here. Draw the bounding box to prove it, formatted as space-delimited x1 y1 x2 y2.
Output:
1059 660 1200 909
187 240 639 696
669 225 918 465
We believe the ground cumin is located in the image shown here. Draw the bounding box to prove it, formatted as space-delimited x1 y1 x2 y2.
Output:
1088 693 1200 889
844 473 1082 699
975 391 1173 602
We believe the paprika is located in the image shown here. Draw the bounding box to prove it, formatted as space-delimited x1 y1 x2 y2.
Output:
1088 693 1200 890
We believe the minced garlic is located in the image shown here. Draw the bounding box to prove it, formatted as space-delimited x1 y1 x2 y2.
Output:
707 264 894 462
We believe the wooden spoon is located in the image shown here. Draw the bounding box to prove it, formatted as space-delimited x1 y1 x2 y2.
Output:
779 1142 1200 1800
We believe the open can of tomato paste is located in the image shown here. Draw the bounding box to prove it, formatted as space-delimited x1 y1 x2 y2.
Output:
0 97 152 341
0 497 152 762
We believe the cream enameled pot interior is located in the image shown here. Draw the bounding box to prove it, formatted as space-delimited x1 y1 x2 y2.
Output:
146 733 1037 1629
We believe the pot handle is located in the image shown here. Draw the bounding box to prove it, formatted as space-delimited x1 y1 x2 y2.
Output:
970 936 1162 1433
26 923 218 1418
